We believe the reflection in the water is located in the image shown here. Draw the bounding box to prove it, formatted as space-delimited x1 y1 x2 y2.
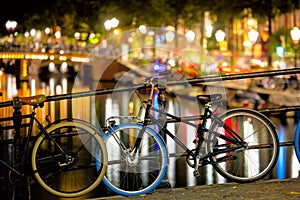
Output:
102 91 300 188
275 121 300 179
278 126 286 179
0 66 299 198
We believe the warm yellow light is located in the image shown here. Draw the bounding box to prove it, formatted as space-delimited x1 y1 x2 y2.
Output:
30 29 36 37
185 30 195 42
113 29 120 35
21 60 28 77
128 101 134 115
215 30 225 42
0 52 89 63
74 32 80 40
45 27 51 35
248 29 259 44
291 26 300 42
243 40 251 47
59 55 67 61
55 31 61 39
139 25 147 34
128 37 133 43
6 20 17 32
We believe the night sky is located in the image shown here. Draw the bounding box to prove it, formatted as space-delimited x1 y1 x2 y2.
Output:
0 0 34 34
0 1 27 21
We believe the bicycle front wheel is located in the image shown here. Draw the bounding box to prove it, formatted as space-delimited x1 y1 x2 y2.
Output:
31 119 107 198
207 108 279 183
102 123 168 196
294 121 300 162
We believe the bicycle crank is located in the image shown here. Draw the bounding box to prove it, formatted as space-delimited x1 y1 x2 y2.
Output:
58 153 78 167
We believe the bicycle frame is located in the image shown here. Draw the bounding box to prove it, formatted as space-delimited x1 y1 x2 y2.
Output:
103 74 279 196
133 96 246 163
0 101 67 177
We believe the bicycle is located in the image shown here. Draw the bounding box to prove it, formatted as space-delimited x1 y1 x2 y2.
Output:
102 72 279 196
0 94 107 198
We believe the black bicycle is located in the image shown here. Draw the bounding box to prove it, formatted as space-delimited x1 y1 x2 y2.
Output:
0 94 107 198
102 72 279 196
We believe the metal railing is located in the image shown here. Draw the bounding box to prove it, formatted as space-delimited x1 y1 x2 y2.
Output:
1 67 300 108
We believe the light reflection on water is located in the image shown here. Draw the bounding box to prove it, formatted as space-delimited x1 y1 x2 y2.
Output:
104 94 300 188
274 116 300 179
0 71 299 199
162 118 300 188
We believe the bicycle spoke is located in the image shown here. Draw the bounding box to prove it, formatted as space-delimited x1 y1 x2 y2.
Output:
208 109 278 183
103 124 168 196
32 122 107 197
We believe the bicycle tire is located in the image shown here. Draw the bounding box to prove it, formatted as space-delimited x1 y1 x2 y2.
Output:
294 121 300 162
102 123 168 196
207 108 279 183
31 119 107 198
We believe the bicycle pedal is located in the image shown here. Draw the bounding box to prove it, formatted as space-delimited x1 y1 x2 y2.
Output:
193 170 201 178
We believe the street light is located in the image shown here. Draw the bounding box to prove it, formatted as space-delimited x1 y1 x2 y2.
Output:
5 20 17 33
5 20 17 45
248 29 259 58
215 30 225 42
185 30 195 42
215 29 225 51
165 31 175 43
104 17 119 31
138 25 147 34
290 26 300 68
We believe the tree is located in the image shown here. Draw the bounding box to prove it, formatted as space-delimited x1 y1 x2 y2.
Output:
248 0 300 66
17 0 111 36
1 0 299 48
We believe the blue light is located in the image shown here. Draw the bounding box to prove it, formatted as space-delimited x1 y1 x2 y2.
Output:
153 91 159 151
151 61 167 73
276 46 285 58
277 126 286 179
153 91 159 130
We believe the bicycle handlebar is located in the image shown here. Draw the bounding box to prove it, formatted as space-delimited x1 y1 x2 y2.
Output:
142 70 171 85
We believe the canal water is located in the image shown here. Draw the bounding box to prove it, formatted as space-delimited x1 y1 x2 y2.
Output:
32 96 300 200
0 69 299 199
97 92 300 189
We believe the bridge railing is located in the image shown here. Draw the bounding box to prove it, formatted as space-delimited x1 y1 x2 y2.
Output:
1 67 300 112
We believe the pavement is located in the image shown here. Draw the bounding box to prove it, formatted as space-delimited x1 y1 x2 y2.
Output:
92 178 300 200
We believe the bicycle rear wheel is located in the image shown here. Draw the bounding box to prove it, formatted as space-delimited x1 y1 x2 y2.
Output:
207 108 279 183
294 121 300 162
31 119 107 198
102 123 168 196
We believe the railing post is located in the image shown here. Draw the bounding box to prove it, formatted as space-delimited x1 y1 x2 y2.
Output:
157 79 171 188
12 97 29 199
12 97 22 164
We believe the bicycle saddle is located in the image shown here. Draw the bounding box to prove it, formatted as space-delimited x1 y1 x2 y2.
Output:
19 94 46 106
197 93 222 104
